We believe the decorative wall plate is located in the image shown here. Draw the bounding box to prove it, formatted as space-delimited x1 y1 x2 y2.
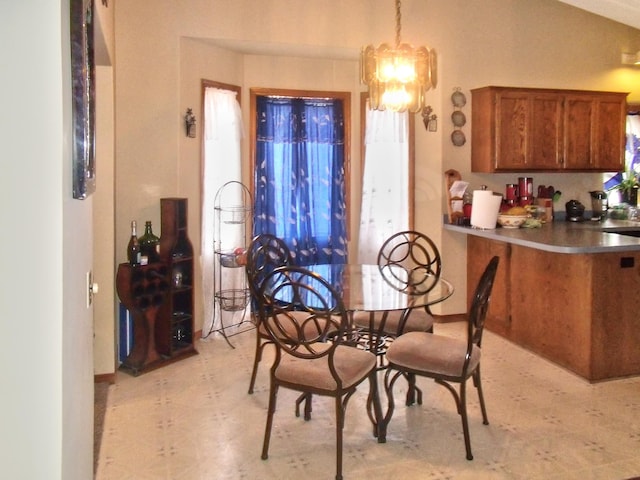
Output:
451 90 467 108
451 110 466 127
451 129 466 146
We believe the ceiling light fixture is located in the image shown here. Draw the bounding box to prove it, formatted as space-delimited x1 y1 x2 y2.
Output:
621 51 640 65
360 0 437 113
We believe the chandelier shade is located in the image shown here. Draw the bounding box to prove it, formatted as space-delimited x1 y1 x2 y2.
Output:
360 0 437 113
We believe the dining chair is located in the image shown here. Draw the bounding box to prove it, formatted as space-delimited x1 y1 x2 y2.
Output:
380 255 499 460
258 265 383 480
245 233 293 394
352 231 443 366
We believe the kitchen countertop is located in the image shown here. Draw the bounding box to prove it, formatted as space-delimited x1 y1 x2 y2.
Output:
444 218 640 253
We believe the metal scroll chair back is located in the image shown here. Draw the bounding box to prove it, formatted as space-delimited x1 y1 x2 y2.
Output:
246 233 293 304
468 255 499 351
352 231 444 371
258 265 382 480
377 230 442 295
259 266 346 358
245 233 293 394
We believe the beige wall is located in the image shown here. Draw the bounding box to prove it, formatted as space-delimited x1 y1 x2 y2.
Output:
94 2 116 377
109 0 640 372
94 65 116 376
3 1 67 476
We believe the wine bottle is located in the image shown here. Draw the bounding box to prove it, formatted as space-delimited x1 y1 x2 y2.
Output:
127 220 141 266
139 221 161 264
172 231 193 258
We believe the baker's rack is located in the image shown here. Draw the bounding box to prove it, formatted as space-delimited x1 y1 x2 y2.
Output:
211 181 253 347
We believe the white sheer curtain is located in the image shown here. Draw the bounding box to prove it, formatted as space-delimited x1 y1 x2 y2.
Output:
201 87 243 336
357 107 410 264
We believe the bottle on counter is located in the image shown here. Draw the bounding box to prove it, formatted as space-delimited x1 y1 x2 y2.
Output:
139 221 160 264
127 220 141 266
462 189 473 220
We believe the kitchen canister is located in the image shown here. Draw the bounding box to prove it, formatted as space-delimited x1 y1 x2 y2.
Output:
470 190 503 229
518 177 533 197
505 183 519 201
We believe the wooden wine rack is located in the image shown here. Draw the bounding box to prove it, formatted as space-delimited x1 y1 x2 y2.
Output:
116 263 170 375
116 198 198 376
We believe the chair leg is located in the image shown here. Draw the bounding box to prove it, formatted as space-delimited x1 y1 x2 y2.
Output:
380 369 404 442
366 370 384 442
295 392 313 420
459 380 473 461
335 396 345 480
248 335 266 394
473 367 489 425
261 382 279 460
405 373 422 406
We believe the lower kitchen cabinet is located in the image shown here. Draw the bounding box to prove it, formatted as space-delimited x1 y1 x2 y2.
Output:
467 236 640 381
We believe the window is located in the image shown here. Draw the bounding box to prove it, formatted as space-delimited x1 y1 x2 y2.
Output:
250 89 351 265
201 80 243 334
603 105 640 204
358 93 415 263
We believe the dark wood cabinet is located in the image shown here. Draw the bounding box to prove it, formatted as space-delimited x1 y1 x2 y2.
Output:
115 198 197 376
158 198 197 357
471 86 627 173
116 262 170 375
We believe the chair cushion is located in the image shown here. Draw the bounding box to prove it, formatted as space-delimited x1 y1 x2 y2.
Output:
275 345 377 391
386 331 481 378
352 309 434 336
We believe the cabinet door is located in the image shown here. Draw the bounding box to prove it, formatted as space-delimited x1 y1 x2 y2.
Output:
593 95 625 171
529 93 563 169
563 95 594 170
495 91 529 170
472 87 626 173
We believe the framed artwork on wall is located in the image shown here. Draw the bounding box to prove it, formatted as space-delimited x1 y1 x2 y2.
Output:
70 0 96 199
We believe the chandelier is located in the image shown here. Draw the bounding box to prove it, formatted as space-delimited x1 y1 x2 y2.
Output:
360 0 437 113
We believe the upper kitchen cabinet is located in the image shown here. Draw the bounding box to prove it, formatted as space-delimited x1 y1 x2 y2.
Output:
471 86 627 173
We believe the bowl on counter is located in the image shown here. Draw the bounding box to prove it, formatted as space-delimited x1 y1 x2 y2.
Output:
497 214 528 229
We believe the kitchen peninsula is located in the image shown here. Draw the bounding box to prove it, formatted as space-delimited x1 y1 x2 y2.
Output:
445 219 640 382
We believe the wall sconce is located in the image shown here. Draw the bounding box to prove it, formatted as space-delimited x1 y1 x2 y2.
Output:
185 108 196 138
422 106 437 132
621 51 640 65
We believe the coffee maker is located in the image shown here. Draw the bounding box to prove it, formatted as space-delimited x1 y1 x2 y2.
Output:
589 190 608 221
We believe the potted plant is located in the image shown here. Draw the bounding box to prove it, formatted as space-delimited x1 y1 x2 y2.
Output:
611 169 639 207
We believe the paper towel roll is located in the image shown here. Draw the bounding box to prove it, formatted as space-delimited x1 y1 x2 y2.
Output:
470 190 502 229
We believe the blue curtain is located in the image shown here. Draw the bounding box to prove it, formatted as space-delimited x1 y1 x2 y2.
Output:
254 96 348 266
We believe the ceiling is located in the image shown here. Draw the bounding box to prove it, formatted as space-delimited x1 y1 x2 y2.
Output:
205 1 640 61
558 0 640 30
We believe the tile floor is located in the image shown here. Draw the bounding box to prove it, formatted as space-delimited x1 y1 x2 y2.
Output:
96 321 640 480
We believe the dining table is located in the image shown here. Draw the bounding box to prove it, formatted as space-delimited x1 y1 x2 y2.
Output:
268 263 455 359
